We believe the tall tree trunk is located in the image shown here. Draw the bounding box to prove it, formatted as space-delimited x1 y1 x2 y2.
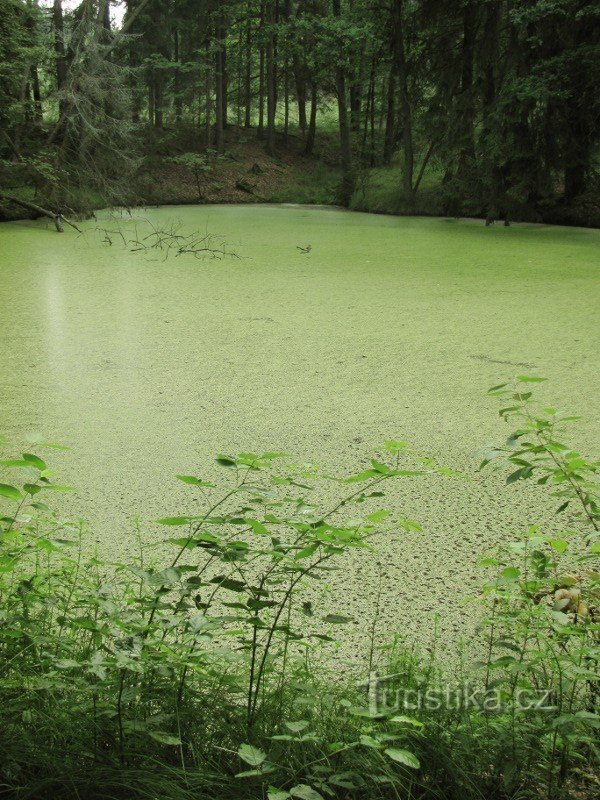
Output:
215 29 225 152
52 0 68 120
292 54 307 133
244 2 252 126
174 26 182 123
265 1 276 155
391 0 413 200
382 61 396 163
221 36 228 129
148 74 155 125
332 0 355 205
154 73 164 128
32 67 43 125
456 4 476 179
257 1 265 139
205 40 212 146
303 77 317 155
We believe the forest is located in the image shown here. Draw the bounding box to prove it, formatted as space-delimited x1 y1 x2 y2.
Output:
0 3 599 800
1 0 599 223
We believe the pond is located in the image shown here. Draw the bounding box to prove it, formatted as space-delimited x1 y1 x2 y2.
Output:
1 204 598 659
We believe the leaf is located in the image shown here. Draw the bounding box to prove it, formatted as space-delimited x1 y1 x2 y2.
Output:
211 576 246 592
22 453 46 471
285 720 310 733
360 734 382 748
148 731 182 746
237 744 266 767
175 475 215 487
384 748 420 769
322 614 353 624
0 484 22 501
289 785 324 800
500 566 520 582
247 518 269 535
267 790 291 800
216 455 237 467
156 517 191 526
516 375 547 383
389 715 424 728
25 433 70 450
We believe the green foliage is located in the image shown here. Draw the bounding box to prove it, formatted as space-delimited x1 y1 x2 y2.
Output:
0 383 598 799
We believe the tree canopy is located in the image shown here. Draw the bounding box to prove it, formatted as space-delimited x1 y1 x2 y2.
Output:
1 0 598 219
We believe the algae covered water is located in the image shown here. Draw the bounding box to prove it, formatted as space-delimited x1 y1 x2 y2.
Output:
0 205 598 656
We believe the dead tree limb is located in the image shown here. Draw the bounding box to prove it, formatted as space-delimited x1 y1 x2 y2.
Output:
0 194 82 233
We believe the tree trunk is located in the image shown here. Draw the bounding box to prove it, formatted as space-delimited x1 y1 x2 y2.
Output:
52 0 68 120
244 2 252 126
391 0 413 200
382 62 396 164
174 27 182 123
221 36 228 129
303 78 317 155
215 34 225 152
265 1 276 155
257 1 265 139
332 0 355 205
205 40 212 146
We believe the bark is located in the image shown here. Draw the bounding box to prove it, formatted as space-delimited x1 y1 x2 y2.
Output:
303 78 317 155
257 1 265 139
265 0 276 155
332 0 355 205
0 194 81 233
382 62 396 164
174 27 182 123
244 3 252 127
215 22 225 152
205 40 212 146
456 4 476 177
52 0 68 119
391 0 413 200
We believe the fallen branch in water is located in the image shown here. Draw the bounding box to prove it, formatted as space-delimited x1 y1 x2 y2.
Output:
93 220 238 261
0 194 82 233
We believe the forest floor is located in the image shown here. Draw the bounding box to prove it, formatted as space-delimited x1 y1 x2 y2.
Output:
2 123 599 227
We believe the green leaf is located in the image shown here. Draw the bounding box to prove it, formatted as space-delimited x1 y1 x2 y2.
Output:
0 484 22 501
500 567 520 582
175 475 215 487
322 614 353 624
148 731 182 746
156 517 191 526
247 518 269 535
384 748 420 769
516 375 547 383
289 785 324 800
216 455 237 467
359 734 382 749
268 790 291 800
284 720 310 733
237 744 266 766
389 715 424 728
22 453 46 471
211 576 246 592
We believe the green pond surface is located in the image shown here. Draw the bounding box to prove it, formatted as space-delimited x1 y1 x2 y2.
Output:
1 205 599 663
